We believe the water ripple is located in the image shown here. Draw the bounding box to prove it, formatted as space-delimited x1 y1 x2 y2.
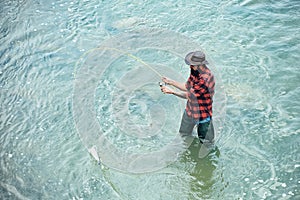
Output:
0 0 299 199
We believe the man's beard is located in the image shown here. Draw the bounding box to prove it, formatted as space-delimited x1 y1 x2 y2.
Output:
191 68 200 76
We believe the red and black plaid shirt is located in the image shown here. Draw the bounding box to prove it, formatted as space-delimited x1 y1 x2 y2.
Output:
185 67 215 121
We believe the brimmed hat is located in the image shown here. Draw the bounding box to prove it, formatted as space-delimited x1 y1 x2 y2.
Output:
185 51 209 66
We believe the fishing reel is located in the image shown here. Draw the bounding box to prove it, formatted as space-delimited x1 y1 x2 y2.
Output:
159 82 166 87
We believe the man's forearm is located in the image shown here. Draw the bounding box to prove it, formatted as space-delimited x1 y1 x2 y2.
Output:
172 91 187 99
170 81 187 91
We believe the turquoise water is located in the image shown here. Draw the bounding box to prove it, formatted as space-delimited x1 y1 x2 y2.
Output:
1 0 299 199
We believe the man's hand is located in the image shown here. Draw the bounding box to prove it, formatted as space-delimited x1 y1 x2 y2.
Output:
160 86 174 94
161 76 187 92
162 76 174 85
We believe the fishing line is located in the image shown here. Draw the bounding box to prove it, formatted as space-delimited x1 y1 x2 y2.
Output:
74 47 167 169
74 47 163 79
73 44 190 175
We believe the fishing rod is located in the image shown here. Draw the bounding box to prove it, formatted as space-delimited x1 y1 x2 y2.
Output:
75 47 164 78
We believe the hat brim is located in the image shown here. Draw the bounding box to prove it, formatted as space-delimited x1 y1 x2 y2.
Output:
185 52 209 65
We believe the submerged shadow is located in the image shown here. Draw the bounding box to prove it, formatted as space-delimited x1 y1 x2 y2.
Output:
181 138 221 199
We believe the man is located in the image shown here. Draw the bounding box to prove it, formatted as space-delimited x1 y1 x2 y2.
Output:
160 51 215 144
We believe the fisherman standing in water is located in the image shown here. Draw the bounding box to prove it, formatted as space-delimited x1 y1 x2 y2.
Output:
160 51 215 144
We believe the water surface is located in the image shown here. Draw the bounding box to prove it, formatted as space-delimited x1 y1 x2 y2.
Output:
1 0 299 199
